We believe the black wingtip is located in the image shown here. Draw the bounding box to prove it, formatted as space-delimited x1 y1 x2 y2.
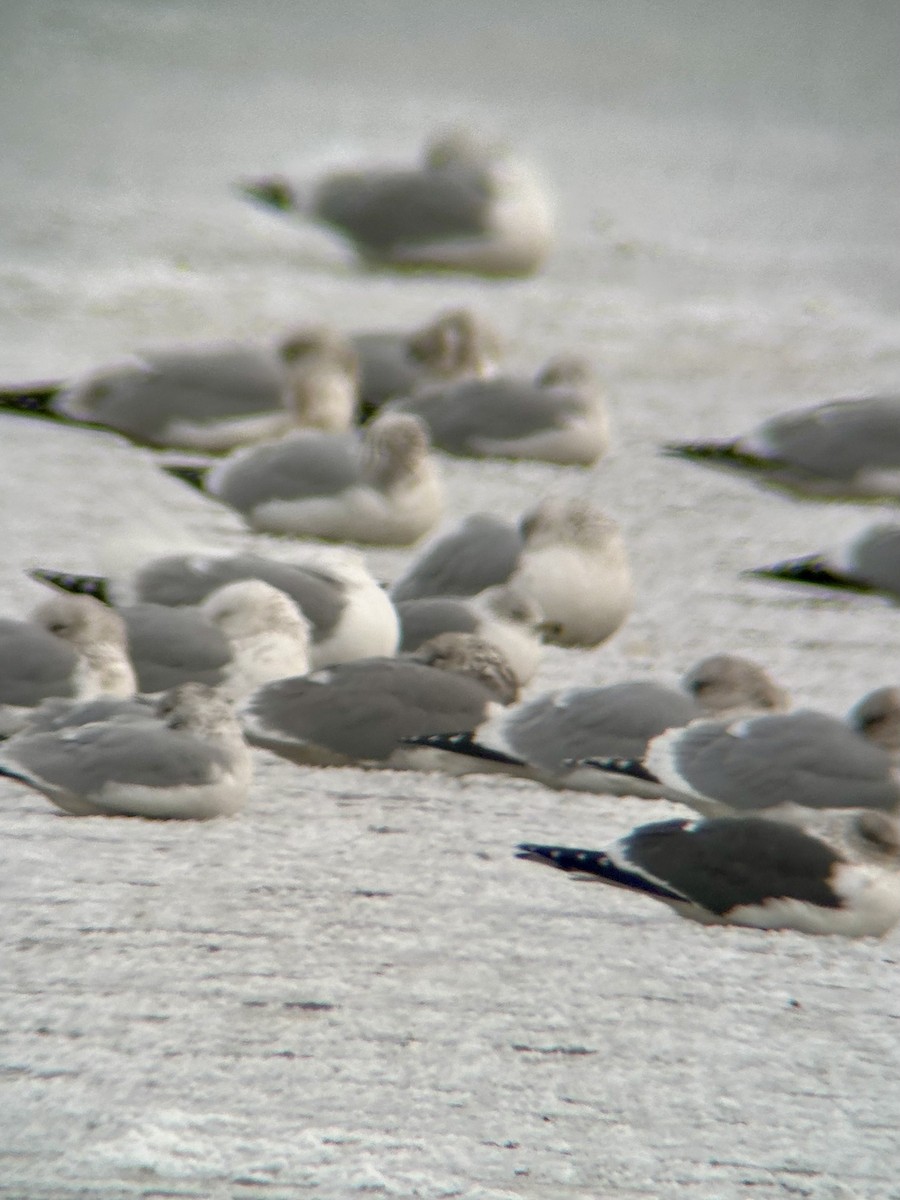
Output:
580 756 661 784
661 440 767 471
744 556 873 593
163 463 209 491
514 843 606 875
515 842 571 866
237 176 296 212
515 842 548 862
402 730 525 766
0 383 60 416
29 568 113 605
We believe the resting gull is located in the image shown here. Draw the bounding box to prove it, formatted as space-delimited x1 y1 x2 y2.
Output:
32 547 399 668
387 355 609 465
664 394 900 501
748 522 900 602
0 327 360 453
406 653 788 790
0 594 136 736
517 811 900 937
238 632 517 769
583 688 900 818
239 128 554 277
164 411 443 545
389 499 630 647
396 585 543 687
390 513 524 603
354 308 501 417
510 497 632 647
0 682 251 819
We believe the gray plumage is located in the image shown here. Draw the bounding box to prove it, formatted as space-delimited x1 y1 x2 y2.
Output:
239 130 554 277
388 356 607 465
239 633 516 766
0 683 251 818
353 308 501 414
749 523 900 600
516 813 900 936
407 653 785 786
660 712 900 813
503 681 703 777
390 514 523 602
0 618 79 708
240 657 501 765
396 598 480 650
666 394 900 500
211 431 361 512
597 698 900 818
191 412 442 544
131 553 347 642
121 603 231 693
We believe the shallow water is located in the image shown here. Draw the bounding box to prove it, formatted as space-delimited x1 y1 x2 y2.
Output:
2 3 900 1197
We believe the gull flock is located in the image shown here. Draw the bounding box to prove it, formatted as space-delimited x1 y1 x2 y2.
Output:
2 129 900 940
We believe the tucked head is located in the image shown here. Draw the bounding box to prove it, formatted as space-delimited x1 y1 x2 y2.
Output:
277 326 356 372
362 413 432 487
32 593 129 652
825 810 900 867
423 128 495 171
476 583 543 630
155 681 239 736
519 496 620 551
407 309 501 378
200 580 311 647
847 687 900 753
413 632 519 704
276 326 359 431
682 654 789 715
535 355 596 390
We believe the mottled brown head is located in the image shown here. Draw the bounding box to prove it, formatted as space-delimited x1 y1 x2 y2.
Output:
362 413 432 489
413 632 519 705
408 309 501 378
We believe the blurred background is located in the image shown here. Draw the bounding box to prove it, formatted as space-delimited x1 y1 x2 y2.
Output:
2 0 897 382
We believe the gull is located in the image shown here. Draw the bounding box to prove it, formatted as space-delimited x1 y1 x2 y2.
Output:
16 580 312 737
748 522 900 602
0 327 360 453
0 594 136 736
386 355 609 466
239 128 555 277
194 579 312 700
406 653 787 789
517 810 900 937
238 633 517 769
663 394 900 501
582 688 900 818
164 411 443 545
390 513 525 603
396 584 544 687
0 309 501 439
0 682 252 819
353 308 502 417
510 497 632 648
31 546 399 668
390 499 632 648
